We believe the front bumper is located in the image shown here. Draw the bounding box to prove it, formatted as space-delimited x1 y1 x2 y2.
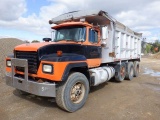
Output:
5 58 56 97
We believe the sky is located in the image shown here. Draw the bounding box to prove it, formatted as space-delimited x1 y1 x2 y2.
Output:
0 0 160 42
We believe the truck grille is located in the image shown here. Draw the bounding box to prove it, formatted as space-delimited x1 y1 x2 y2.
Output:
15 51 38 74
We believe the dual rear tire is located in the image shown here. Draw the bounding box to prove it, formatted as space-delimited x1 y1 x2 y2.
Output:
125 62 134 80
115 63 126 82
115 61 140 82
133 61 140 77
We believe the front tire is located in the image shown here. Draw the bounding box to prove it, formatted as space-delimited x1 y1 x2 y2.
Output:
56 72 89 112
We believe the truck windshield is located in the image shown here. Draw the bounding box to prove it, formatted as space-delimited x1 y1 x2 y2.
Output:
54 26 86 42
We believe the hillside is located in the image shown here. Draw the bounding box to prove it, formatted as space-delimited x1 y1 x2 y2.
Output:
0 38 24 80
151 52 160 59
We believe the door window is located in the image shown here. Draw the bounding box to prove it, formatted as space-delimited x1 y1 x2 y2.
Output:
89 29 98 43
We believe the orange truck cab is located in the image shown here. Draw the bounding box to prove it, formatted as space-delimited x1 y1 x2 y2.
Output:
5 10 142 112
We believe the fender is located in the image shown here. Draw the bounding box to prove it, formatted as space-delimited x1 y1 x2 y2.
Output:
61 62 88 81
40 54 88 81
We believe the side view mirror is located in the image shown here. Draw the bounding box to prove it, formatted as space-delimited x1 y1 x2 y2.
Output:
51 30 56 41
43 38 52 42
102 26 109 40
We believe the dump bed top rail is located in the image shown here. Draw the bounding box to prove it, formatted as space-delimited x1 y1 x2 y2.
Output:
49 10 142 38
49 10 115 25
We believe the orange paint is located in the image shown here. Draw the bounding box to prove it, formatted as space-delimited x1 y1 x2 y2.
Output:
37 60 87 81
52 22 101 47
87 58 101 68
15 42 82 52
82 27 101 46
15 42 54 52
6 57 11 72
57 50 63 57
6 67 11 72
37 61 67 81
6 60 87 81
6 21 103 82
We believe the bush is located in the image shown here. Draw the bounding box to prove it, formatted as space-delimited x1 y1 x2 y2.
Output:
146 44 151 53
31 40 40 43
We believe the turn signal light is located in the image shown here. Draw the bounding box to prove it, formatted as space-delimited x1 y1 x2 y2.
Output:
57 50 62 57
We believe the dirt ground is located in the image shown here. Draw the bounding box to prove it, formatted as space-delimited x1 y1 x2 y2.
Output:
0 58 160 120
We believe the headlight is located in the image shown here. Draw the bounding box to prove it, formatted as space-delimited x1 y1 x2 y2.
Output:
6 60 11 67
42 64 53 73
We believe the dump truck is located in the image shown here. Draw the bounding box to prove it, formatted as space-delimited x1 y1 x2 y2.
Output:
5 10 142 112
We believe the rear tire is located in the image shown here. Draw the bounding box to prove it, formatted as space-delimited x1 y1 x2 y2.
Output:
56 72 89 112
115 63 126 82
125 62 134 80
133 61 140 77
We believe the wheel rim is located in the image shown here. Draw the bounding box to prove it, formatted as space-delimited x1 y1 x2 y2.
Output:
70 82 85 104
120 66 125 78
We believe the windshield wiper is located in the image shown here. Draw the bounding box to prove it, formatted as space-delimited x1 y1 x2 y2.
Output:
66 39 78 42
54 39 67 42
54 39 79 42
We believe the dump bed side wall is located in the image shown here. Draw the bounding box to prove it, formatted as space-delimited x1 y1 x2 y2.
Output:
101 22 115 63
115 28 141 60
101 26 141 63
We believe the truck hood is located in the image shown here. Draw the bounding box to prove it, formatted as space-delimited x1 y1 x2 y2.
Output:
14 42 101 62
14 41 80 52
14 42 86 60
14 42 56 51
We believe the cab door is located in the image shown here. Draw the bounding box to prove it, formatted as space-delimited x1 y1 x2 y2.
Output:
86 29 101 68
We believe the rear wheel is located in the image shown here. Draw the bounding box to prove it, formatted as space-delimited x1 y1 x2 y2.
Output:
115 63 126 82
133 61 140 77
56 72 89 112
125 62 134 80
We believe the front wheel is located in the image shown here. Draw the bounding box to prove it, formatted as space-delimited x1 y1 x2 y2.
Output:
56 72 89 112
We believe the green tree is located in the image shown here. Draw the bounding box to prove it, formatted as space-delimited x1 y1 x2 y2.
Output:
145 44 152 53
32 40 40 43
151 40 160 53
